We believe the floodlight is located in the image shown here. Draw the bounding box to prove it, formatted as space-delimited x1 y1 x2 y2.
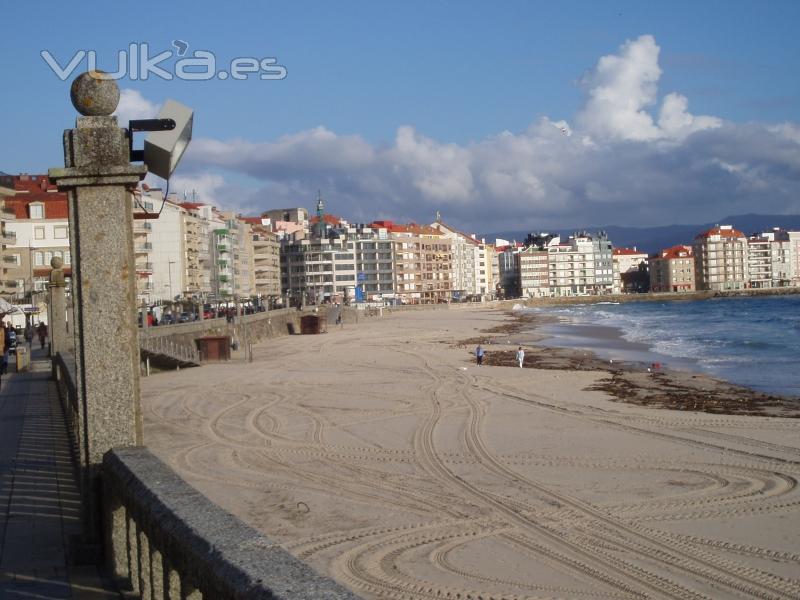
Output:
136 100 193 180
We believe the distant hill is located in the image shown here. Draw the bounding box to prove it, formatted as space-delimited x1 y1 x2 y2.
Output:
485 214 800 255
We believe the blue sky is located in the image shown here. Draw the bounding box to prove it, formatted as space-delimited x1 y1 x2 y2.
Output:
1 1 799 232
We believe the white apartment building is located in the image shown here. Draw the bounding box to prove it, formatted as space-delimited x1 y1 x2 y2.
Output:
548 232 614 296
431 220 493 300
1 178 71 300
747 229 794 288
693 225 749 291
146 193 187 303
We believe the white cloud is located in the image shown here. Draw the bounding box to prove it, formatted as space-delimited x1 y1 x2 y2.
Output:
658 93 721 141
113 89 160 126
577 34 663 141
577 35 720 143
136 35 799 233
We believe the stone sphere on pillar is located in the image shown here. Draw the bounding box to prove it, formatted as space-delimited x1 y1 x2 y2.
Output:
50 256 64 270
70 71 120 116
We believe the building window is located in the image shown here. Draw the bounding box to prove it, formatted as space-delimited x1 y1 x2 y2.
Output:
34 226 45 240
64 251 71 265
30 204 44 219
11 254 20 266
34 252 44 266
54 226 68 239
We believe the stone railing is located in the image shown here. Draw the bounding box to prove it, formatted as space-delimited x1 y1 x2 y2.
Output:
52 351 80 459
103 447 360 600
139 335 199 365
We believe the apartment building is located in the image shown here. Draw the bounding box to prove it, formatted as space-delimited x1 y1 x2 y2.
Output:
378 222 452 304
747 229 793 288
218 211 255 299
790 231 800 286
352 223 395 302
430 220 494 300
0 175 70 302
0 182 17 299
649 245 695 293
241 218 281 302
131 190 155 303
281 231 357 305
612 247 648 293
547 231 614 296
693 225 749 291
496 244 522 298
145 192 191 303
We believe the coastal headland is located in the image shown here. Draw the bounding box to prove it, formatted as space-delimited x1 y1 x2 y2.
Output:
141 305 800 600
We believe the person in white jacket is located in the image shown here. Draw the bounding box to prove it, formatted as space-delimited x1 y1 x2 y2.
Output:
516 346 525 368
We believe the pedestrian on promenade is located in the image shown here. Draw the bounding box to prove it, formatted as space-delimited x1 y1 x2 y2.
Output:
37 322 48 349
475 344 485 366
516 346 525 368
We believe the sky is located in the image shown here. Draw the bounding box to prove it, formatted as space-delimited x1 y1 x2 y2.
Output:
1 1 798 234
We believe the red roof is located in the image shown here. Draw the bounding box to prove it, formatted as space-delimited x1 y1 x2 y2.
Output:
0 174 58 193
695 226 745 240
3 193 69 219
657 245 693 260
369 221 442 235
179 202 204 210
613 247 645 256
309 214 342 226
238 216 264 225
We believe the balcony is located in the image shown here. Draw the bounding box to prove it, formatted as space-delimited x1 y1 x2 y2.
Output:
134 242 153 253
135 262 154 273
0 229 17 243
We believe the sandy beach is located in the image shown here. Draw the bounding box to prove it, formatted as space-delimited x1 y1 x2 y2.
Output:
141 306 800 600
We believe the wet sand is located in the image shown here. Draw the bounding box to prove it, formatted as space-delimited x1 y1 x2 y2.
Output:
141 305 800 600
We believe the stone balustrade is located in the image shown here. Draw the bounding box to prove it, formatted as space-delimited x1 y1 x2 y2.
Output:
102 447 360 600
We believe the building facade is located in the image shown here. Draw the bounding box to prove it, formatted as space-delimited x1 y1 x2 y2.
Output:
747 229 793 288
1 175 70 304
430 221 493 301
548 231 614 296
649 245 695 293
612 247 649 294
693 225 749 291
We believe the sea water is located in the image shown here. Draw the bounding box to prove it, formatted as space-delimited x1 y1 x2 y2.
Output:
530 295 800 398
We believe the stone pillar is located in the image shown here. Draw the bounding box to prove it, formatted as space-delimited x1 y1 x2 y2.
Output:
48 257 68 356
49 71 146 540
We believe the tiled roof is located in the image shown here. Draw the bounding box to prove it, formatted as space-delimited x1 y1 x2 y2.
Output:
657 245 693 260
309 214 341 226
612 247 645 256
695 226 746 240
179 202 204 210
4 193 69 219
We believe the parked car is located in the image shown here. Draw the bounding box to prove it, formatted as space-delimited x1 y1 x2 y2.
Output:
178 312 193 323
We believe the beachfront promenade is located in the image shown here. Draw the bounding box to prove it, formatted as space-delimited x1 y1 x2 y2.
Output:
0 347 118 598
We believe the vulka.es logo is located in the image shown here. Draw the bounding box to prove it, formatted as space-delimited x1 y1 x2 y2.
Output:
41 41 288 81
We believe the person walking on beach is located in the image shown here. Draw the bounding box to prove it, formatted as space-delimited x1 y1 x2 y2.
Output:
516 346 525 368
475 344 485 366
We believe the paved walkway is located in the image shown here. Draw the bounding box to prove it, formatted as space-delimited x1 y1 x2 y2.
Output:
0 346 120 599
